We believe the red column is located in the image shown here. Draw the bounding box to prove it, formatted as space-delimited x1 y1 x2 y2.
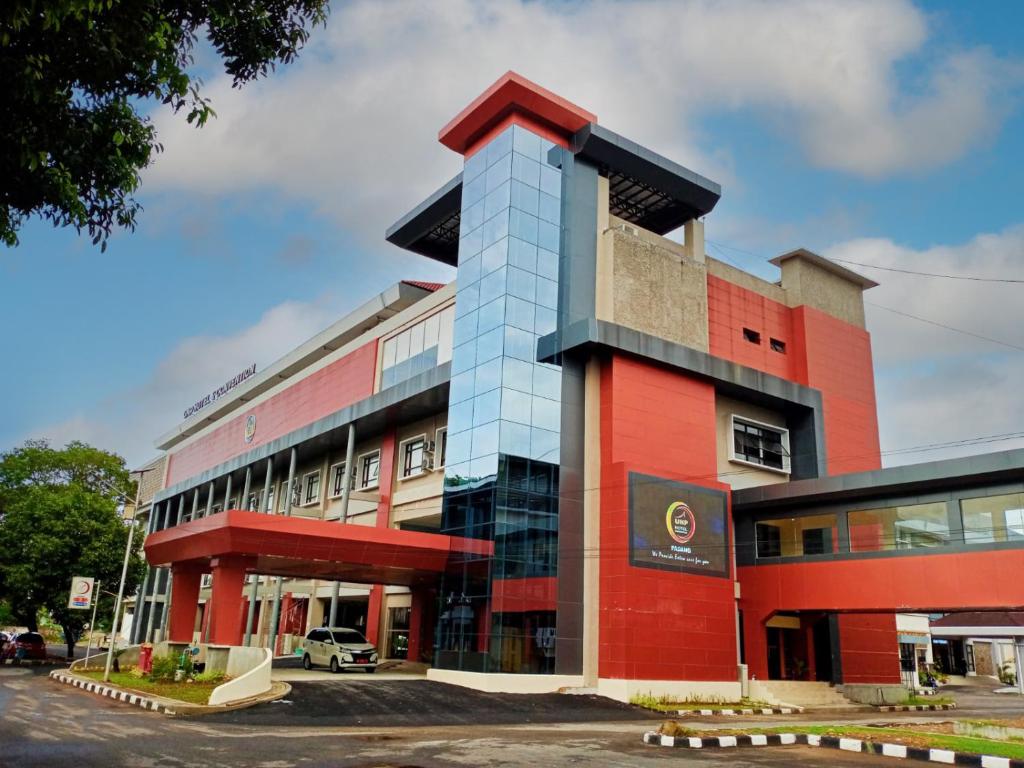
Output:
168 566 202 643
407 587 434 663
376 430 397 528
366 585 384 648
208 557 249 646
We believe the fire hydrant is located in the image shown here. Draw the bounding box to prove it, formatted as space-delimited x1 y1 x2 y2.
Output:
139 643 154 674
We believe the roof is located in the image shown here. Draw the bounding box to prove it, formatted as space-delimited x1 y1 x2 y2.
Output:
402 280 446 292
385 174 463 266
438 71 596 154
770 248 879 289
931 612 1024 628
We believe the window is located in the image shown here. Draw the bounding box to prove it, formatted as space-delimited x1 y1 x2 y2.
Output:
400 436 427 479
731 416 790 473
848 502 950 552
960 493 1024 544
359 451 380 490
227 497 238 510
329 462 348 498
770 338 786 354
743 327 761 344
380 307 455 389
755 514 838 558
302 470 321 505
436 427 448 469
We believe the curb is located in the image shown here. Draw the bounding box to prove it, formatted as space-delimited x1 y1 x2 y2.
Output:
49 671 176 715
2 658 57 666
642 730 1021 767
878 703 956 712
675 706 803 716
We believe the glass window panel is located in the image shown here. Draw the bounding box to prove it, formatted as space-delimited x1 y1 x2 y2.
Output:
381 338 397 370
481 238 508 276
437 306 454 363
479 266 506 306
503 357 534 394
539 165 561 198
508 237 537 273
538 219 560 252
473 389 501 426
510 179 539 217
961 493 1024 544
474 356 502 395
393 329 411 363
447 398 474 436
475 325 504 365
535 276 558 309
472 421 500 457
484 179 512 220
509 208 539 245
450 341 475 375
505 295 535 333
540 138 558 164
507 266 536 302
848 503 950 552
423 312 441 349
462 172 486 208
482 211 510 248
464 148 488 182
446 429 472 467
755 514 838 558
531 395 560 432
538 191 560 224
486 155 512 193
453 309 478 347
500 387 532 425
511 153 541 187
512 125 542 160
458 252 481 285
536 248 559 282
449 369 475 405
532 364 560 401
455 281 479 319
469 452 499 480
535 305 557 336
504 325 536 362
462 199 485 233
499 420 532 459
530 426 560 463
477 295 505 336
408 322 425 357
486 127 513 166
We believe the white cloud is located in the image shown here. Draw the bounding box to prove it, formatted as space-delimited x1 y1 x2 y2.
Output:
145 0 1021 244
26 297 340 466
823 227 1024 465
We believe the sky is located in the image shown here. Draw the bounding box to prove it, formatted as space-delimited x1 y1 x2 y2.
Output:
3 0 1024 470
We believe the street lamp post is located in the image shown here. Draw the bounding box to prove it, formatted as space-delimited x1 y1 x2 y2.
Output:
103 467 153 683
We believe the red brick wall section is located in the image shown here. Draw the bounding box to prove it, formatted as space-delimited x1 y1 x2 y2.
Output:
707 275 798 381
166 341 379 487
837 613 902 684
599 353 737 681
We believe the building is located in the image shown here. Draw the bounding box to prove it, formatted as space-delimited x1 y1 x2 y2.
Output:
930 612 1024 685
138 72 1024 702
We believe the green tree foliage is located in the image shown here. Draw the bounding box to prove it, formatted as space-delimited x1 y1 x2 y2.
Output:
0 440 146 658
1 0 329 249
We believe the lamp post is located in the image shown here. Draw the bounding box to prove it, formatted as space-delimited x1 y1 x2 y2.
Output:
102 467 154 682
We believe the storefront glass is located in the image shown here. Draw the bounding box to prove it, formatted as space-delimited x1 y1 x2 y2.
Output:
848 502 951 552
960 492 1024 544
755 514 838 557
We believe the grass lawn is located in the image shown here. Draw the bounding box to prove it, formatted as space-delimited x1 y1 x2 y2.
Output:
662 723 1024 760
633 696 773 712
905 694 954 706
77 669 219 705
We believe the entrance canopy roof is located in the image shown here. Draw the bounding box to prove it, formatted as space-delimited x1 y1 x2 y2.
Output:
144 510 492 587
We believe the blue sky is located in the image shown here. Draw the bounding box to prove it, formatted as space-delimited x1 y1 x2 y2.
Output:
3 0 1024 467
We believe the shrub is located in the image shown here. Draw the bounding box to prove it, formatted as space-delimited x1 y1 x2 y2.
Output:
193 669 226 685
147 654 179 682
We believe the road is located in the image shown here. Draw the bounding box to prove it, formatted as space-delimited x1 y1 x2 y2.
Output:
2 666 1023 768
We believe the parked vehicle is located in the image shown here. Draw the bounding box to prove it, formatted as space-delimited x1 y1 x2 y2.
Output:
302 627 378 673
2 632 47 660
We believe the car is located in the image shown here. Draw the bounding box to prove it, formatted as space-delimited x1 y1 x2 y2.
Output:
302 627 378 673
2 631 47 660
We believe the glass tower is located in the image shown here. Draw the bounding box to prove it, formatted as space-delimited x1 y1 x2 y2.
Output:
436 124 564 674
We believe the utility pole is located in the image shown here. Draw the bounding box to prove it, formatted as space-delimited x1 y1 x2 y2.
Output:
86 580 101 659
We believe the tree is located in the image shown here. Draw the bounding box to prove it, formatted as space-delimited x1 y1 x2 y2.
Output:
0 440 146 659
1 1 329 249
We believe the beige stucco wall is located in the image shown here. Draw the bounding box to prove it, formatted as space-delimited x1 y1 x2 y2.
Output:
601 216 709 351
715 394 790 491
777 257 867 328
706 257 788 304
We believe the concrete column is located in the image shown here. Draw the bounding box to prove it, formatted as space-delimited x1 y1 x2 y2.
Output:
208 557 249 646
283 448 297 517
241 466 252 511
205 481 215 517
683 217 705 264
176 495 185 526
260 458 273 513
191 488 200 521
268 449 298 654
243 576 259 646
223 474 233 510
329 422 357 626
407 587 433 664
366 585 384 649
168 567 202 643
143 569 161 642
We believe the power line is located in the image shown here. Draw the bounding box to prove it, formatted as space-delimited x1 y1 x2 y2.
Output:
830 258 1024 284
867 302 1024 354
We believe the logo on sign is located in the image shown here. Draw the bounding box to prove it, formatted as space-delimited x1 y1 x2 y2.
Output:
68 576 94 610
244 414 257 443
665 501 696 545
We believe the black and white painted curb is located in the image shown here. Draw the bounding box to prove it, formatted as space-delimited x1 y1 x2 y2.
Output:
49 671 175 715
643 731 1020 767
2 658 60 666
675 706 803 716
878 703 956 712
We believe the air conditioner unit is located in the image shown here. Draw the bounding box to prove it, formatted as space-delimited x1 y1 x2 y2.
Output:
422 440 437 470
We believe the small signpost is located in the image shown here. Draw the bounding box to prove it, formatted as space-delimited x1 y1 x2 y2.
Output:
69 576 94 610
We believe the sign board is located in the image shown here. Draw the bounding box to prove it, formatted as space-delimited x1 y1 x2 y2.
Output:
68 576 95 610
183 363 257 420
628 472 729 578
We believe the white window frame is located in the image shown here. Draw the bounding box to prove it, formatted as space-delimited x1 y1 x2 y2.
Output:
728 414 791 475
435 427 448 471
301 470 321 506
398 434 428 480
329 461 348 499
358 450 381 491
227 497 238 511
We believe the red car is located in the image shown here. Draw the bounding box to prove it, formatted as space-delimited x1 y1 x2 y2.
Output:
2 632 47 660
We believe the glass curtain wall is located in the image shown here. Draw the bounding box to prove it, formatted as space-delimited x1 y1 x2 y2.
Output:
437 124 563 674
